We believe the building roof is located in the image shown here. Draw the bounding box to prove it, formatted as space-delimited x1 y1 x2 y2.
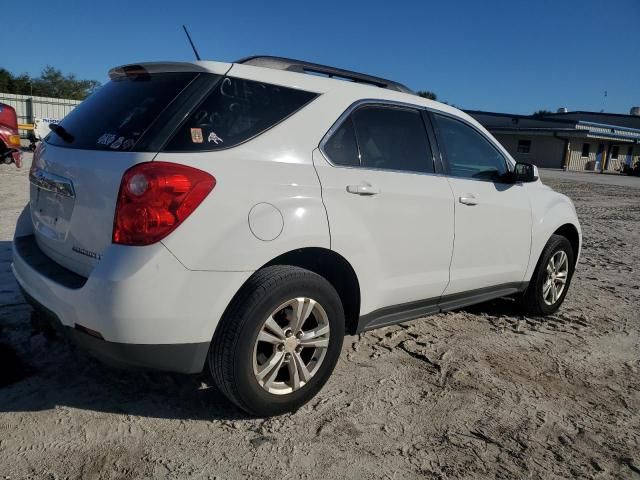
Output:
463 109 576 124
466 109 640 143
545 110 640 120
539 111 640 130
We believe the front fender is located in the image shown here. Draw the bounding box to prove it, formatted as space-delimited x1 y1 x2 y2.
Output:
524 184 582 281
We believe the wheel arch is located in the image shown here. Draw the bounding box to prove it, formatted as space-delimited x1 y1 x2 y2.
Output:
213 247 361 340
553 223 580 266
261 247 361 335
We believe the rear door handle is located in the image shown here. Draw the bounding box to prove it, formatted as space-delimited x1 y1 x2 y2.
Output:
459 194 478 205
346 184 380 196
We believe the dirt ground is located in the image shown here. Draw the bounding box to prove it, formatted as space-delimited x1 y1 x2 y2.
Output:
1 155 639 479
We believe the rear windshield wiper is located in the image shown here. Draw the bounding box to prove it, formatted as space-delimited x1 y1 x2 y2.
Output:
49 123 74 143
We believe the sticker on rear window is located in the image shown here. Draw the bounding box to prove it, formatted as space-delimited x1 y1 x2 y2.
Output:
110 137 125 149
97 133 117 146
190 128 203 143
208 132 223 145
122 138 135 150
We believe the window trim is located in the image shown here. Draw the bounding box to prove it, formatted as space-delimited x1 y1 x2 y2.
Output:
319 99 442 176
429 110 512 183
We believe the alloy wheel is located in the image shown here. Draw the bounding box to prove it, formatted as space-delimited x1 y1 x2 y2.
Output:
252 297 330 395
542 250 569 306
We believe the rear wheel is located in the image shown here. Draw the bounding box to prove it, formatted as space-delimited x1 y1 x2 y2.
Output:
520 234 575 316
209 265 344 416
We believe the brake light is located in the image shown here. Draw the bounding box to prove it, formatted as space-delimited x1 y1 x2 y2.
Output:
113 162 215 246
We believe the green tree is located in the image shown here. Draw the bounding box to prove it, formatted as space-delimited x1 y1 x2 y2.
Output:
0 68 12 93
33 66 100 100
0 66 99 99
11 73 33 95
0 68 32 95
532 109 553 118
417 90 437 100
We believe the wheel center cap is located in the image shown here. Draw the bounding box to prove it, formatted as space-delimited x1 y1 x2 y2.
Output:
284 337 298 353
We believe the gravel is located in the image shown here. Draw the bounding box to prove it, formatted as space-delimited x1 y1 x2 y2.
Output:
1 154 639 479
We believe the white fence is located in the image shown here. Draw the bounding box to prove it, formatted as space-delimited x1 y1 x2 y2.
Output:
0 92 81 135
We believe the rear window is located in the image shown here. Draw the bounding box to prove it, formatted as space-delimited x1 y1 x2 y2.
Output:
163 77 317 152
46 72 198 150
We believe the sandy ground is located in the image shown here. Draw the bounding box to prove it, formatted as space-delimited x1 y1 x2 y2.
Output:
1 154 639 479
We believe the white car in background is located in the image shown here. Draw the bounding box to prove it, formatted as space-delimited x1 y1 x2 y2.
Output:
12 56 581 416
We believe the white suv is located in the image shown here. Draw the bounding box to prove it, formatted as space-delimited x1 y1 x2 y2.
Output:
12 57 581 416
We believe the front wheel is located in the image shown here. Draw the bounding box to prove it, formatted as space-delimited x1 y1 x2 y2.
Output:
519 234 575 316
209 266 345 416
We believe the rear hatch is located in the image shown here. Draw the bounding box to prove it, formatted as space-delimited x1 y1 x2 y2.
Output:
29 63 227 277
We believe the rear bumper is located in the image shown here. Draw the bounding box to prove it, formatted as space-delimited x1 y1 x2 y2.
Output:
11 211 252 373
22 287 209 373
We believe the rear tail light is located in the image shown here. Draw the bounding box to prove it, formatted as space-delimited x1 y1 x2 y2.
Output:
113 162 215 246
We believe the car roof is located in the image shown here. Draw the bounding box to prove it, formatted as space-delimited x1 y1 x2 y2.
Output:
108 59 479 130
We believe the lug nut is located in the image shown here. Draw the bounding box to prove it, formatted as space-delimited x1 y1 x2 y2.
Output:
285 329 293 338
277 344 285 352
285 353 291 361
296 331 304 339
295 345 303 353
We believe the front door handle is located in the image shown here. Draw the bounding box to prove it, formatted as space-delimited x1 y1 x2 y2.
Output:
459 194 478 205
346 184 380 196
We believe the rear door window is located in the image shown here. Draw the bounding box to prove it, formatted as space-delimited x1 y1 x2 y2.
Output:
352 106 434 173
46 72 199 150
163 77 318 151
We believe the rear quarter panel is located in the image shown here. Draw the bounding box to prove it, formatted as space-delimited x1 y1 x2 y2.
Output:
156 94 344 271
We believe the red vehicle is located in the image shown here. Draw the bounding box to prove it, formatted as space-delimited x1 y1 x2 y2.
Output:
0 103 22 167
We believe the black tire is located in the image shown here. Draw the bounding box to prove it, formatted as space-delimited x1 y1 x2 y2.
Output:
0 141 9 164
209 265 345 417
519 234 575 316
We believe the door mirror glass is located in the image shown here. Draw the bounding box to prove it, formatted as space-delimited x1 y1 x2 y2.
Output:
514 162 538 182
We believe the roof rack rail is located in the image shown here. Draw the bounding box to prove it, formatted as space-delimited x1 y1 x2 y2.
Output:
235 55 414 95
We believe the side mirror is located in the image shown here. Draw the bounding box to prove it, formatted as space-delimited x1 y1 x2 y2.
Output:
513 162 538 183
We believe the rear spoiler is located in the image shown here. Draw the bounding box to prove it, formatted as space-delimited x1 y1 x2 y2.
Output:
108 61 231 79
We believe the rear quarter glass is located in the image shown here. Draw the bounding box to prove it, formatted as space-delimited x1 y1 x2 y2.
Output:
46 72 199 151
162 76 318 152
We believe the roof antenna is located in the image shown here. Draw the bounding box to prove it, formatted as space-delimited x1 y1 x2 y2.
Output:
182 25 201 61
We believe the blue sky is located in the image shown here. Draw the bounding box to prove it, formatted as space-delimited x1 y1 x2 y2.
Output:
5 0 639 114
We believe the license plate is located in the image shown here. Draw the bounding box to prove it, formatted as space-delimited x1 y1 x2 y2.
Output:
31 184 75 242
